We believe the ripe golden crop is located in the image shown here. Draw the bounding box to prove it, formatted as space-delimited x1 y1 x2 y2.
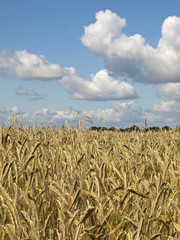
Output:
0 124 180 239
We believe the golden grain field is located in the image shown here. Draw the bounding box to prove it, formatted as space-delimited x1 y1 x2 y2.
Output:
0 123 180 239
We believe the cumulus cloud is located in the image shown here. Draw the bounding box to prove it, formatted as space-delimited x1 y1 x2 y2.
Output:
0 106 24 125
0 50 137 101
81 10 180 84
145 100 180 126
58 69 137 100
86 101 143 125
152 100 180 113
0 106 23 115
81 10 126 56
0 106 75 126
0 107 11 115
157 83 180 101
0 103 143 127
0 50 68 80
14 85 43 100
25 108 75 125
154 83 180 125
0 102 179 128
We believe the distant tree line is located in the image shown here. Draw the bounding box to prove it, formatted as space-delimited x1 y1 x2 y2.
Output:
89 125 180 132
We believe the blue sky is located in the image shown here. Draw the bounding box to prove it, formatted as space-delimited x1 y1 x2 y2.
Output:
1 0 180 128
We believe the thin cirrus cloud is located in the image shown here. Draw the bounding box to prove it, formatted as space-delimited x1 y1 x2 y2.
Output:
0 50 137 101
81 10 180 84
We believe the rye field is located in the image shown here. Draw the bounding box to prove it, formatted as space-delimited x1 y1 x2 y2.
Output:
0 121 180 239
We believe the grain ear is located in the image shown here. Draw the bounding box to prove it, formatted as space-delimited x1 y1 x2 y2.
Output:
0 123 179 239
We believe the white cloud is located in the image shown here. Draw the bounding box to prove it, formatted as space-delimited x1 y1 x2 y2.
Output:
81 10 180 84
81 10 126 56
84 101 143 126
0 103 143 127
0 106 23 115
0 106 24 125
157 83 180 101
14 85 43 100
0 50 137 101
145 100 180 126
152 100 180 113
0 50 67 80
11 106 19 113
0 102 179 128
0 107 75 126
27 108 75 125
59 69 137 100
